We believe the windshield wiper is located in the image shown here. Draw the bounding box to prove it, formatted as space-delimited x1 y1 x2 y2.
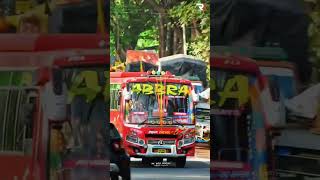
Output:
138 118 149 126
137 116 185 127
164 116 185 127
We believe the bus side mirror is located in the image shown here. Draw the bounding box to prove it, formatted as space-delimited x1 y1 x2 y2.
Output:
192 90 199 103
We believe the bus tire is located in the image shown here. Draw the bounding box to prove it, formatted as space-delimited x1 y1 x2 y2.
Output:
142 157 151 167
111 174 119 180
175 157 186 168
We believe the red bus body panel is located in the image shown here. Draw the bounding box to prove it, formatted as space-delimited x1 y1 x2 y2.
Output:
0 34 108 180
111 72 196 158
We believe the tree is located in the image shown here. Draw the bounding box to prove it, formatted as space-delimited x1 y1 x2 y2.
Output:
110 0 157 60
110 0 210 71
169 1 210 81
169 0 210 62
305 0 320 81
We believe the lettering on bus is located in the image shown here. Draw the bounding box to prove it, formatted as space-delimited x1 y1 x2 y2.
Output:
131 83 189 96
211 75 249 107
68 70 108 102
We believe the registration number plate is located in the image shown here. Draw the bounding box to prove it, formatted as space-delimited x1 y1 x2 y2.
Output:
153 148 170 153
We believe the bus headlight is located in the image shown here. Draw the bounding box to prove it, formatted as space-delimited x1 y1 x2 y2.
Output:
126 135 146 147
178 140 184 149
139 139 145 146
126 135 138 144
183 137 195 145
178 137 195 149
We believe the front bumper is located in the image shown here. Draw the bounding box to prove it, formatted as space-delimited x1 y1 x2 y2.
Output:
135 144 188 158
110 163 119 173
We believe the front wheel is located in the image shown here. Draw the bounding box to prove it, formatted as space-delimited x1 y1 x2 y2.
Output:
110 174 119 180
142 157 151 167
121 166 131 180
175 157 186 168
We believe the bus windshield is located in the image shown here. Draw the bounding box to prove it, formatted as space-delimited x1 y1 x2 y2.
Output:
125 82 193 125
211 69 253 162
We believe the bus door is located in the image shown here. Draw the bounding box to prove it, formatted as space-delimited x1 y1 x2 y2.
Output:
211 68 269 180
46 66 108 180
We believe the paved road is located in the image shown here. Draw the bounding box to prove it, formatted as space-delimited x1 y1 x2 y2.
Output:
130 144 210 180
130 157 210 180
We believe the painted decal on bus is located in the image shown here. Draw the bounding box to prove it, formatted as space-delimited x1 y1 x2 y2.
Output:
131 83 190 96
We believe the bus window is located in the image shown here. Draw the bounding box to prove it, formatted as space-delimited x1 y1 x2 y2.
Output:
0 88 36 155
110 84 120 110
212 107 250 162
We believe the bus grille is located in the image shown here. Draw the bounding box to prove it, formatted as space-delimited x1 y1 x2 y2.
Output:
148 140 176 145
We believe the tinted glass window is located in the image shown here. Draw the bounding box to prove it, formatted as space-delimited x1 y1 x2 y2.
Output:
211 69 252 162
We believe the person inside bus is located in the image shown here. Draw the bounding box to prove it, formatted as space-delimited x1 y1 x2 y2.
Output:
87 93 107 157
167 98 178 116
18 14 41 33
150 97 159 115
133 101 144 112
70 94 90 148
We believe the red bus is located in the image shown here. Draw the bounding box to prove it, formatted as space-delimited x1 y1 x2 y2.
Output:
211 56 272 179
0 34 108 180
110 71 198 168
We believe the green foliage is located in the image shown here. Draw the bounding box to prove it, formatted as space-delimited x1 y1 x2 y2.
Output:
169 0 210 80
305 0 320 80
169 1 209 60
111 0 210 84
110 0 158 60
136 28 159 51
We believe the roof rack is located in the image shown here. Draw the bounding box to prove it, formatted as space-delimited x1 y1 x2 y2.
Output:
212 46 288 60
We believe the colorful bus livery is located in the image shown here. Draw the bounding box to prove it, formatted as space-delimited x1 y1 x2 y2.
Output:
211 56 270 180
0 34 108 180
111 71 197 168
129 83 190 97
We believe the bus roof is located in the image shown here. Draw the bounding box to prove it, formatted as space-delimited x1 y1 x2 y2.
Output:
0 34 108 68
110 72 192 85
111 72 149 78
256 60 295 70
213 46 288 60
211 56 261 76
0 34 107 52
53 54 108 67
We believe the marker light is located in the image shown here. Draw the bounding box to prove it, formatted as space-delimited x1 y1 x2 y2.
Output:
152 70 156 75
161 71 165 75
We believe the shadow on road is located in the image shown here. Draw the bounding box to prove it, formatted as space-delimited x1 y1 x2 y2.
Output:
130 160 210 169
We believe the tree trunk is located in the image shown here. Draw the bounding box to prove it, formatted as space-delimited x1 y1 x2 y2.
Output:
159 13 166 58
167 22 174 56
176 26 183 54
192 20 200 40
182 24 187 54
173 26 178 54
119 48 126 61
115 19 121 60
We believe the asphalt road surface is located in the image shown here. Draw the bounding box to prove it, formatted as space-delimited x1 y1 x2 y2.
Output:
130 144 210 180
